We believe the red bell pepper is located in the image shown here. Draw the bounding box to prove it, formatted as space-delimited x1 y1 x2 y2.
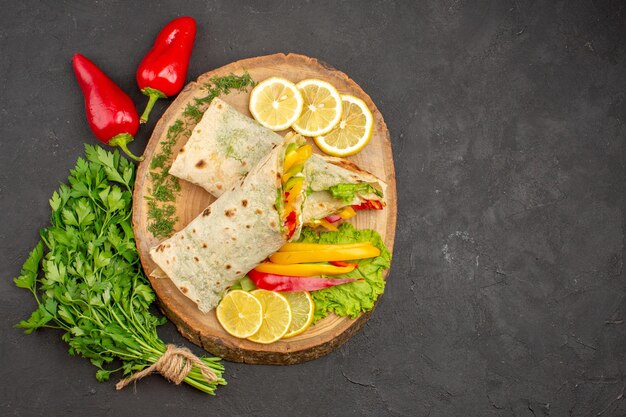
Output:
324 213 342 223
284 210 297 239
72 54 143 161
329 261 359 268
247 270 361 292
136 16 196 123
352 200 384 211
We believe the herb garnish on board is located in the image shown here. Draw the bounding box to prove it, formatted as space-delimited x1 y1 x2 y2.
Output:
14 145 226 394
146 73 255 238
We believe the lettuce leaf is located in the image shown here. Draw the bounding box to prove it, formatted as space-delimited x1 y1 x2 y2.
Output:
298 223 392 322
327 183 383 203
229 276 257 292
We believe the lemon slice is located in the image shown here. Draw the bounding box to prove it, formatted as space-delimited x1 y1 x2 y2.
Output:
249 77 304 131
247 289 292 344
314 94 374 156
282 292 315 339
216 290 263 338
292 79 342 137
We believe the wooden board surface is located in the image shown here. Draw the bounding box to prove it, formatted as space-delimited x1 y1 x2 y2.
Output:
132 53 396 364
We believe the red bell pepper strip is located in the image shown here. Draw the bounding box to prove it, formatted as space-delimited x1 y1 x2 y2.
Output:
284 210 297 239
352 200 384 211
72 54 143 161
247 270 361 292
329 260 359 268
136 16 196 123
324 213 342 223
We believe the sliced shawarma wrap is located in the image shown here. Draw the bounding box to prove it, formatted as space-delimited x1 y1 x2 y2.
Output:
168 99 386 222
302 154 386 223
150 134 309 313
169 97 282 196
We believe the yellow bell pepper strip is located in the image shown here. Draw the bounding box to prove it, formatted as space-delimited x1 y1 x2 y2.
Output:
254 262 356 276
339 206 357 220
316 218 338 231
279 242 372 252
323 206 357 224
283 144 312 172
282 163 304 184
284 178 304 205
283 175 303 192
269 245 380 264
281 144 311 240
283 201 296 216
283 149 298 172
248 270 361 292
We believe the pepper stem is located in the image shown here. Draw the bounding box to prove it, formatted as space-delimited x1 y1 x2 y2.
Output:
140 87 167 124
109 133 144 162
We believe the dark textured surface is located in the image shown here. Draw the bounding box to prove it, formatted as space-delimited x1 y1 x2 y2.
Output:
1 1 625 416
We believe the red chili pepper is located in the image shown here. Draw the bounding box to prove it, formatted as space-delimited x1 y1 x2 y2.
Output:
329 260 359 268
247 270 361 292
72 54 143 161
352 200 384 211
137 16 196 123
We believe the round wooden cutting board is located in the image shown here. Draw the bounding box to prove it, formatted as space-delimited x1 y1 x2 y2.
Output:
133 53 396 364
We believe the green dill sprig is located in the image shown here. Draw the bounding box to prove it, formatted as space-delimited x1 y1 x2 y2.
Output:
146 73 255 238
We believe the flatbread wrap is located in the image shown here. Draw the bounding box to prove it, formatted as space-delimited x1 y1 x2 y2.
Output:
169 98 386 222
169 98 282 196
150 134 310 312
302 155 386 223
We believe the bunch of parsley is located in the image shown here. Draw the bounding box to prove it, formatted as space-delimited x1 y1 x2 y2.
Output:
14 145 225 394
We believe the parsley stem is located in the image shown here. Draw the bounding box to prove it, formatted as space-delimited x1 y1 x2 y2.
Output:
183 375 215 394
108 309 162 356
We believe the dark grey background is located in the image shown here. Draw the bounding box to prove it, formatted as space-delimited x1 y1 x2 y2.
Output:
1 1 624 416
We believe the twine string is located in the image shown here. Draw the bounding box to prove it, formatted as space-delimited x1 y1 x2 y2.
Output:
116 344 217 390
